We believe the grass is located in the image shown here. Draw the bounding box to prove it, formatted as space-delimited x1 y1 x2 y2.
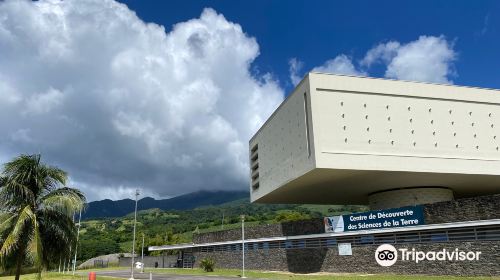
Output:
6 268 497 280
143 268 500 280
0 272 118 280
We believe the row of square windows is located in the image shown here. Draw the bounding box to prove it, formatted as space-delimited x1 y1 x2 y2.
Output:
339 101 495 117
340 125 498 139
340 113 496 128
342 138 500 151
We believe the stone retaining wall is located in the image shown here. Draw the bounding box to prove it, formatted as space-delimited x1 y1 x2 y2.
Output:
193 241 500 276
139 194 500 276
193 219 323 244
423 194 500 224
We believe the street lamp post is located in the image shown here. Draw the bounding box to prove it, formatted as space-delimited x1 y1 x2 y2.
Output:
130 189 140 280
72 209 82 275
241 215 246 278
141 233 145 273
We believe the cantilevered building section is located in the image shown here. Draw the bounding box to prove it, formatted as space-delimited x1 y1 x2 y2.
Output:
249 73 500 209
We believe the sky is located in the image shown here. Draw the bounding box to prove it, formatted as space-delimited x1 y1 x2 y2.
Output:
0 0 498 201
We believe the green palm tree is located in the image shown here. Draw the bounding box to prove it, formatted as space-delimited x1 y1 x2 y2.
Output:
0 154 86 280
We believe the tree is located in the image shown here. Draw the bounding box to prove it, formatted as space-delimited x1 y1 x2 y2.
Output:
274 211 311 222
0 154 86 280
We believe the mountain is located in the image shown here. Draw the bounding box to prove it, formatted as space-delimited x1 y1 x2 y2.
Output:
82 190 249 219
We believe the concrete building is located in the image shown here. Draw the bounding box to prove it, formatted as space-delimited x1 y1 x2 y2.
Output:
146 194 500 276
249 73 500 209
146 74 500 276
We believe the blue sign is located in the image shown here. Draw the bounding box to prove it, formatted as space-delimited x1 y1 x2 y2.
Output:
324 205 425 233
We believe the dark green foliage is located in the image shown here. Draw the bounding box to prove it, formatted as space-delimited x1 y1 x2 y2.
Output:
200 257 215 272
0 154 86 280
274 211 311 222
77 198 367 262
76 227 120 261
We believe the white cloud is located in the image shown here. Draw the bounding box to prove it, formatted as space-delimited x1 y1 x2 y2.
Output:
301 36 456 85
0 0 284 201
362 36 456 84
312 55 365 76
25 87 64 115
361 41 400 67
479 13 489 36
0 78 21 105
288 58 304 86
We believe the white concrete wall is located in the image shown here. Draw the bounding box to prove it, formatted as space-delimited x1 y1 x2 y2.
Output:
310 73 500 175
249 78 315 202
250 73 500 204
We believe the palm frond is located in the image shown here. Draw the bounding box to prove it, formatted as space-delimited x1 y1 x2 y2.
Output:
0 206 34 260
40 165 67 191
39 210 77 264
2 155 42 199
0 181 35 209
39 209 77 244
0 213 16 236
26 214 43 280
0 154 85 276
39 187 86 216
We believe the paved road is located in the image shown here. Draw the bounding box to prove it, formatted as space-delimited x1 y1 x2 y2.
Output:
88 270 246 280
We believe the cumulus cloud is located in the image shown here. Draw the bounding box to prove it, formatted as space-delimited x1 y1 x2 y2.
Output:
288 58 304 86
297 36 457 85
361 41 401 67
0 0 284 201
312 55 366 76
362 36 457 84
25 88 64 115
288 55 367 86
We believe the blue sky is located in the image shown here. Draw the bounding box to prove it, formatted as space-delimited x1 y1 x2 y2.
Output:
119 0 500 92
0 0 498 201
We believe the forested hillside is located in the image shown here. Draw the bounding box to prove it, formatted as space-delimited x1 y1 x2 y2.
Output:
77 198 366 262
83 190 249 219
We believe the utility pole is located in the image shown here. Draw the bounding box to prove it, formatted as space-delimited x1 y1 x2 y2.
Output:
241 215 245 278
141 233 145 273
130 189 140 280
72 209 82 275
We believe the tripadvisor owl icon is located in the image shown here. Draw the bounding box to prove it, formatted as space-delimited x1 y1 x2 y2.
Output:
375 244 398 266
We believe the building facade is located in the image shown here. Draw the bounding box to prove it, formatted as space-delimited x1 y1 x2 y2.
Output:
249 73 500 209
147 74 500 276
148 194 500 276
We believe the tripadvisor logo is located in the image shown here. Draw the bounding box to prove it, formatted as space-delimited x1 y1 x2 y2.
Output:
375 244 398 266
375 244 482 267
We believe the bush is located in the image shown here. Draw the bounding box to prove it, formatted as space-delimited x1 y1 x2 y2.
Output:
199 257 215 272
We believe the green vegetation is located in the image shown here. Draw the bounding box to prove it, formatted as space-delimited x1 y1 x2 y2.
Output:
0 154 366 273
77 201 367 261
1 269 497 280
144 268 500 280
0 154 86 280
199 257 215 272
